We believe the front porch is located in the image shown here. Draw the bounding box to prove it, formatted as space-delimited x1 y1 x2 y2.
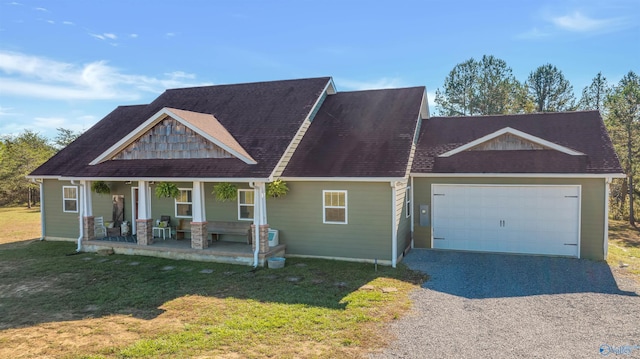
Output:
77 179 277 266
83 237 286 266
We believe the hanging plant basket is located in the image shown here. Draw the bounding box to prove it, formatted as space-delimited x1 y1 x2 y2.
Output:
213 182 238 202
267 179 289 198
155 182 180 198
91 181 111 195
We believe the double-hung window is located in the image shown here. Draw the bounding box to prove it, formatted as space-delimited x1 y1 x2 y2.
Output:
175 189 192 218
238 189 254 220
323 190 347 224
62 186 78 213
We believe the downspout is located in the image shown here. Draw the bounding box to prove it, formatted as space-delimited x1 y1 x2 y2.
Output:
410 176 415 248
70 180 83 252
390 181 398 268
31 179 45 240
249 181 260 268
604 177 612 259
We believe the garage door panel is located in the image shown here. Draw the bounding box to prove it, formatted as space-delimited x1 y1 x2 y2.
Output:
432 185 580 257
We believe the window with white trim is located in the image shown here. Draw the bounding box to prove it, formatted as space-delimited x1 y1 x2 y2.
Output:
62 186 78 213
175 189 192 218
323 190 347 224
238 189 254 220
406 186 411 218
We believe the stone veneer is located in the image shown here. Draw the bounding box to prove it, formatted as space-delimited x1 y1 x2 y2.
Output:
83 216 95 241
191 222 209 249
251 224 270 253
136 219 153 245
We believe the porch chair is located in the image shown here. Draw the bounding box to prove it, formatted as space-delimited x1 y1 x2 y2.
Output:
94 216 107 238
152 215 172 240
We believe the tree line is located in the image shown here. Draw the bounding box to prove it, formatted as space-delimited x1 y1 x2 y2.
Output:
0 128 81 207
435 55 639 227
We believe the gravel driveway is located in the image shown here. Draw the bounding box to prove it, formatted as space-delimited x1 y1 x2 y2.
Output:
373 250 640 359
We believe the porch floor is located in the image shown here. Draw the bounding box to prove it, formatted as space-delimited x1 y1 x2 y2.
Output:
85 236 285 266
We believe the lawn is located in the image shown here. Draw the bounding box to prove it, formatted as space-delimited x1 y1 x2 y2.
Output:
0 206 42 245
607 220 640 279
3 207 638 358
0 207 426 358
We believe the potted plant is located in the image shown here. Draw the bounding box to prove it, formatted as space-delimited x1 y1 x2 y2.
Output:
91 181 111 195
155 182 180 198
213 182 238 202
267 179 289 198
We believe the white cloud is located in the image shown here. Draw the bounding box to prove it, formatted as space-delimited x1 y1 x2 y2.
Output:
130 33 138 38
0 105 15 116
34 6 47 12
337 77 407 91
90 33 119 41
62 21 74 25
7 2 23 5
550 11 626 32
0 51 212 101
516 27 551 39
426 91 436 112
165 32 176 38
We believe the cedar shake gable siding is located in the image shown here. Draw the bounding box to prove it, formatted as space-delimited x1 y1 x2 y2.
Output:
31 77 331 179
283 87 425 177
413 111 622 174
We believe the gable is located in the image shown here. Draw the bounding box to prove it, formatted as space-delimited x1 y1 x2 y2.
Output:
411 111 624 175
469 133 547 151
90 107 256 165
112 116 236 160
439 127 585 158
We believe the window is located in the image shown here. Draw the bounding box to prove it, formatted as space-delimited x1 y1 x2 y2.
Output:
175 189 192 218
238 189 254 220
62 186 78 213
323 190 347 224
406 186 411 218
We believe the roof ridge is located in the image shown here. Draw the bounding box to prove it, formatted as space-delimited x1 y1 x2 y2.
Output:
164 76 332 92
430 110 600 120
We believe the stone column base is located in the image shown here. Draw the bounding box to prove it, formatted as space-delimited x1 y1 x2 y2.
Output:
83 216 95 241
191 222 209 249
251 224 270 253
136 219 153 245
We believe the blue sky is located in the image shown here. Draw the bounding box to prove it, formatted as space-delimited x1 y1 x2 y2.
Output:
0 0 638 140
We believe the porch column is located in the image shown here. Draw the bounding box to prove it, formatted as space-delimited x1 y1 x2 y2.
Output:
191 181 208 249
250 182 269 253
81 180 95 241
136 180 153 245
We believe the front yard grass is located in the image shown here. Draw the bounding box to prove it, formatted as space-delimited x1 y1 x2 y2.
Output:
607 220 640 279
0 207 426 358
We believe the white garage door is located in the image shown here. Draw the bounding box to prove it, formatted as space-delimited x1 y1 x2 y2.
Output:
432 185 580 257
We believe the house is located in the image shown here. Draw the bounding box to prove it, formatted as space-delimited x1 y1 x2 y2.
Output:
28 77 623 266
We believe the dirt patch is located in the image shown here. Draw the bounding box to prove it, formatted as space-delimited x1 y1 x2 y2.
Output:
0 315 183 359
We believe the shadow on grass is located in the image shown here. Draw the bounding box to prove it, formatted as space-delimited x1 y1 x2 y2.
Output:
403 249 638 299
0 240 425 330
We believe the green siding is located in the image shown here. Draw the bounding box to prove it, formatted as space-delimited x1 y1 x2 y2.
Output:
267 182 392 261
43 180 79 239
412 177 606 260
204 182 252 241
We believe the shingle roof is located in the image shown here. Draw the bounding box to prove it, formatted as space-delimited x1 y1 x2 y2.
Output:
412 111 623 174
31 77 331 179
282 87 425 177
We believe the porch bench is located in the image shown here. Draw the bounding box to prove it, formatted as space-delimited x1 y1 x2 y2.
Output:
176 221 252 243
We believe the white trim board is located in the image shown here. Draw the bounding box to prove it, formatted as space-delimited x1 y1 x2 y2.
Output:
411 173 625 179
438 127 585 157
